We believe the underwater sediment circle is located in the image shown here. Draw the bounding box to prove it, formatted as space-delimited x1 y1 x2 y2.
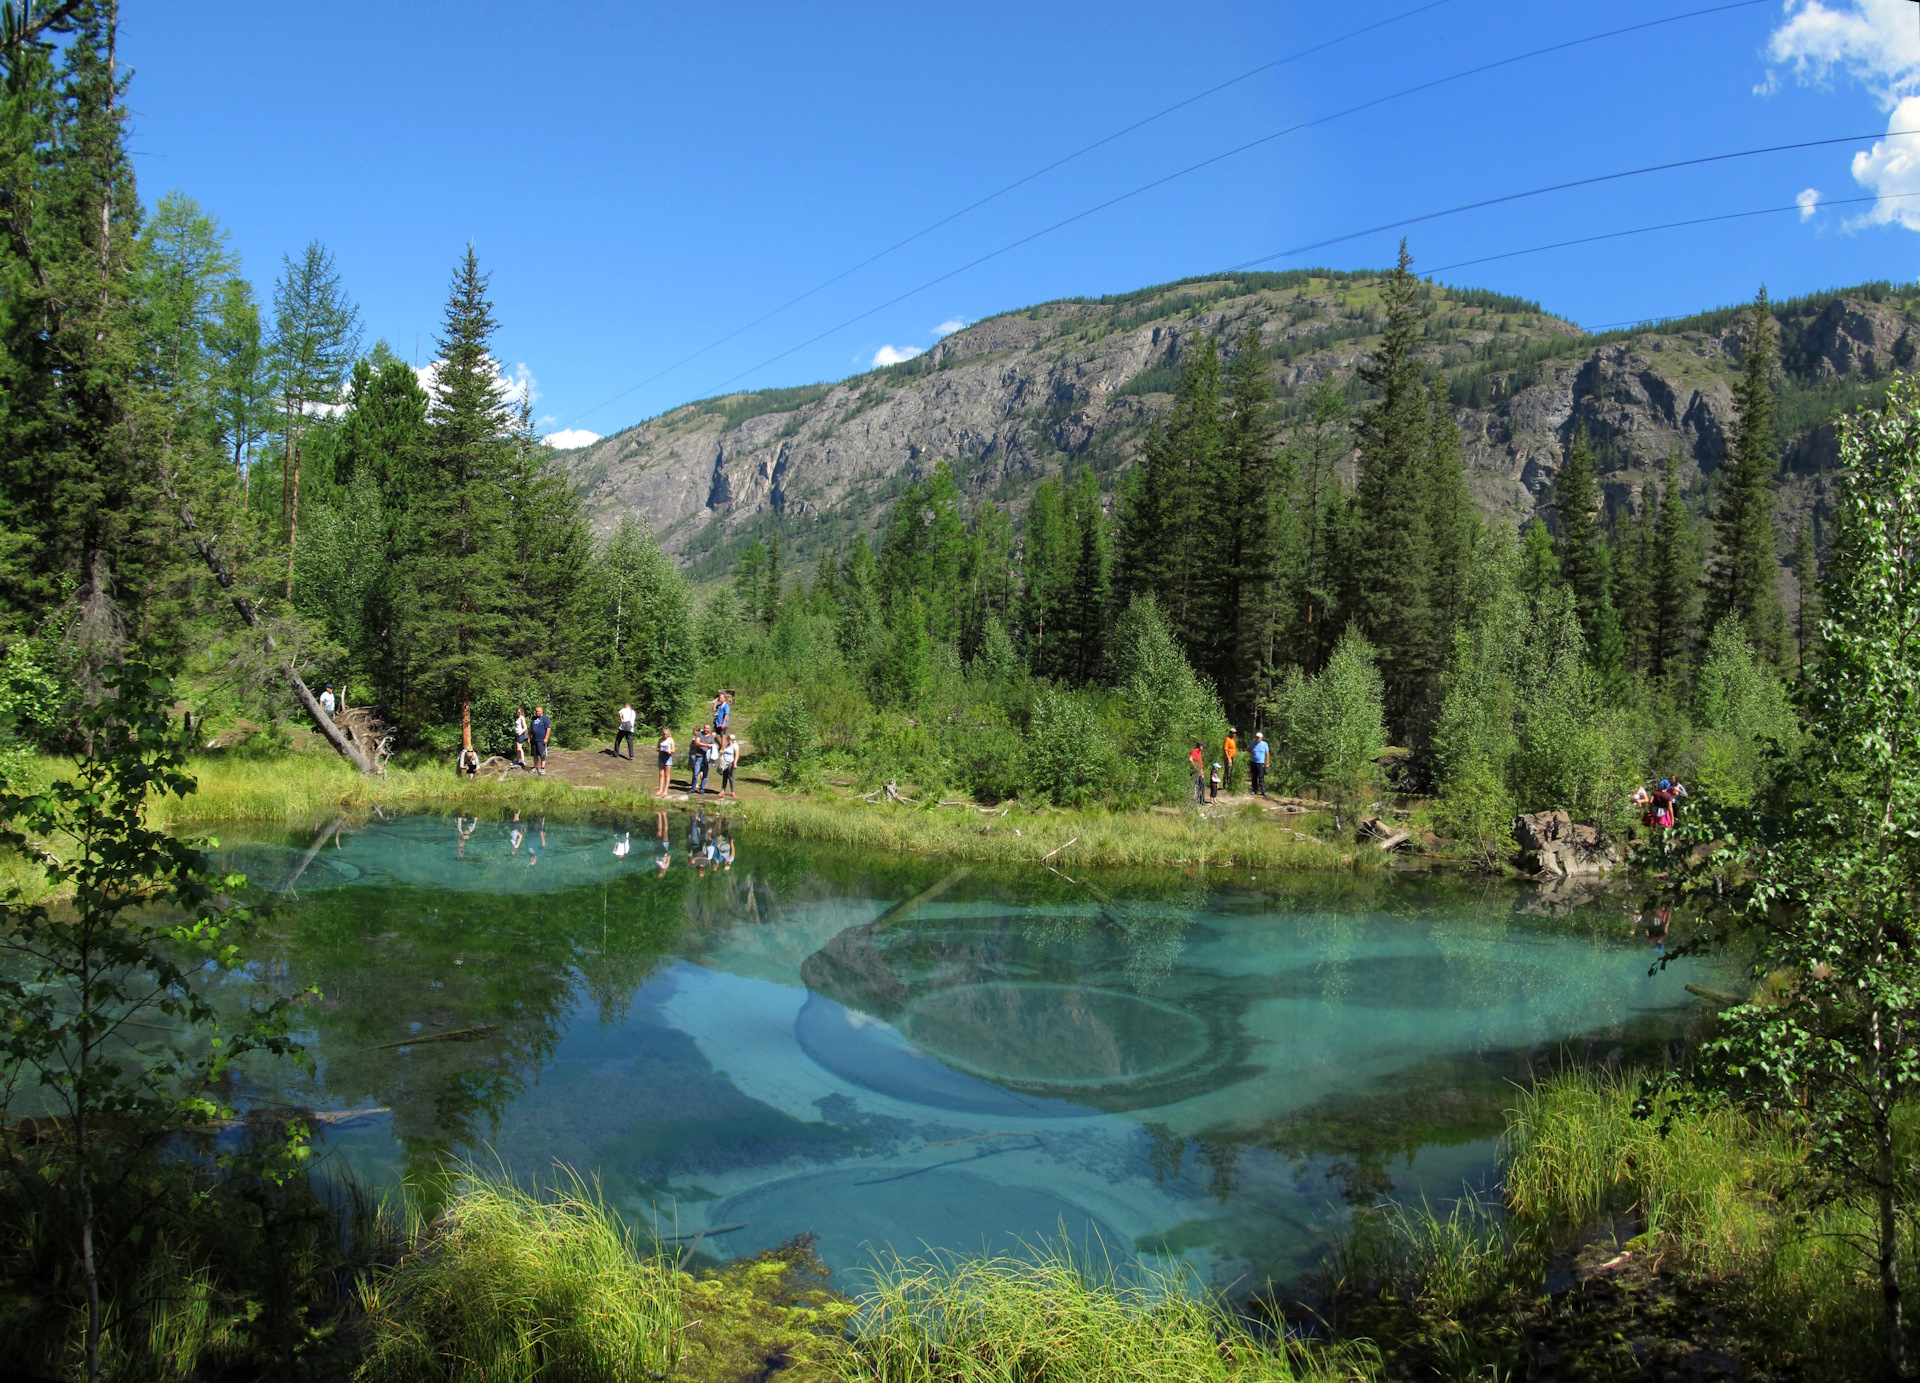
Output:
899 982 1211 1088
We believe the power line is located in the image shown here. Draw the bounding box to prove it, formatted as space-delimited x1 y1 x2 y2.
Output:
1231 127 1920 270
1421 190 1920 279
569 0 1765 423
557 0 1456 429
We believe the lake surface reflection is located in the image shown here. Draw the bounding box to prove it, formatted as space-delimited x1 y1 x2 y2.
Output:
213 811 1714 1292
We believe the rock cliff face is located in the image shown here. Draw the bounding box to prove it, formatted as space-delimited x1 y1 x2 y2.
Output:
561 273 1916 573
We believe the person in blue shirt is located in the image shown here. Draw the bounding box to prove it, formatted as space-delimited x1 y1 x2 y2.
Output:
713 692 731 734
1250 731 1270 797
529 707 551 776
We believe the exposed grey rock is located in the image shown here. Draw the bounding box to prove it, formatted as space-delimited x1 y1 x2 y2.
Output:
560 279 1919 573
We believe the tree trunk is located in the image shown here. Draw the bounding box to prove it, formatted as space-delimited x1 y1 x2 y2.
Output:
462 701 472 754
157 466 376 774
1879 1095 1907 1379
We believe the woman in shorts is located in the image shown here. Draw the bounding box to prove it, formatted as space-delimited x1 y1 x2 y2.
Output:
655 726 675 797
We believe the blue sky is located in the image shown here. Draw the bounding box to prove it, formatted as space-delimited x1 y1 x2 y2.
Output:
124 0 1920 446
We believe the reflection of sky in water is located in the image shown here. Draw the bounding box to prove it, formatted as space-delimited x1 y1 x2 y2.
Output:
213 814 1722 1294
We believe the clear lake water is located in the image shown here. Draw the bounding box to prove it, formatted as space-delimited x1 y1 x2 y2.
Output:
206 809 1719 1295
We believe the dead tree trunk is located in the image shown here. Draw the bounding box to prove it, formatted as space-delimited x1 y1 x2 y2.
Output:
157 468 375 775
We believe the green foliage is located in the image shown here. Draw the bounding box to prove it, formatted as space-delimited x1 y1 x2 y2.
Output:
870 593 931 709
1705 291 1788 666
1690 618 1796 807
1108 596 1225 800
1026 685 1114 806
1267 628 1385 815
355 1171 681 1383
0 664 308 1381
753 696 819 785
598 516 695 730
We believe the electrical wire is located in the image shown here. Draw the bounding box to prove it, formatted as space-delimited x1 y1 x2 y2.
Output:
556 0 1455 428
565 0 1764 423
1230 126 1920 270
1421 190 1920 279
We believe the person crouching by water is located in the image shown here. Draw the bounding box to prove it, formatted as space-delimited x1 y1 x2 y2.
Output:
655 726 675 798
1631 778 1687 830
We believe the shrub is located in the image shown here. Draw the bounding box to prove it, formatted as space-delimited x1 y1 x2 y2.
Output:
1268 629 1385 815
752 697 818 785
1690 617 1797 807
1026 687 1114 806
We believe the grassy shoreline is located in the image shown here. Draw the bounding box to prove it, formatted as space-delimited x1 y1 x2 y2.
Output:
118 745 1373 872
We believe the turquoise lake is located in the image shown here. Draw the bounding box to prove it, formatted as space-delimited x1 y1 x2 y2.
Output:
211 810 1713 1295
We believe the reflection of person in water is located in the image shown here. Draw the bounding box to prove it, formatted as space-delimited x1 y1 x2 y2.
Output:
654 812 671 875
687 810 708 875
527 817 546 867
714 818 734 871
1632 898 1671 954
612 829 630 859
509 811 524 854
456 815 476 858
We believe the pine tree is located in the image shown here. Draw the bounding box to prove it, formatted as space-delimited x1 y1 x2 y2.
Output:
1519 519 1559 599
1612 481 1655 675
1352 241 1433 736
1706 289 1787 665
733 538 765 625
393 246 514 731
1649 451 1701 681
834 534 881 663
761 530 782 627
1021 476 1071 678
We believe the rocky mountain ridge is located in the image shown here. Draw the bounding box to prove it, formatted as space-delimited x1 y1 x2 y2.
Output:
563 270 1918 577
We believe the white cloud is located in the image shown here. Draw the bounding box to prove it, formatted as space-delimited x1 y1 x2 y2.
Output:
414 355 538 412
934 318 967 338
871 344 923 367
1851 97 1920 228
1798 186 1823 219
1764 0 1920 106
543 427 601 450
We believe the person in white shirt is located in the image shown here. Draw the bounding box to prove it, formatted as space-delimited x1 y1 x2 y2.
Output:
513 708 529 767
718 732 738 798
614 702 637 759
319 684 336 717
655 727 675 797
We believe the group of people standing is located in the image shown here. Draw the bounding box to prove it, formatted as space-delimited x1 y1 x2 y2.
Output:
1186 729 1272 803
612 692 739 800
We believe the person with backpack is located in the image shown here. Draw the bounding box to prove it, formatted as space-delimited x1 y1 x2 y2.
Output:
528 706 551 775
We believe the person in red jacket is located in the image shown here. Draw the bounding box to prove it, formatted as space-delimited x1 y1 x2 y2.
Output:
1189 741 1206 803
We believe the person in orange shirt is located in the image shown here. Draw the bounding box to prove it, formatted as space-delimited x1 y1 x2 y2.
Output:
1223 729 1238 792
1189 741 1206 803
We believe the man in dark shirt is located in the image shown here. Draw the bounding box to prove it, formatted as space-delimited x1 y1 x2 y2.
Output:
529 706 551 776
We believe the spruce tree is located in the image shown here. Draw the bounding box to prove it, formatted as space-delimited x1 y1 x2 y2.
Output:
1352 241 1433 736
1063 468 1111 686
761 530 782 627
1288 380 1350 672
1649 451 1701 681
1794 520 1822 678
1424 373 1474 675
733 538 765 625
1020 477 1072 680
394 246 514 731
1706 289 1787 665
1212 326 1280 719
1519 519 1559 600
1612 481 1656 675
1553 425 1624 690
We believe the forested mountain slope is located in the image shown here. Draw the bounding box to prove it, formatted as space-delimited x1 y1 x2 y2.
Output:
566 270 1912 576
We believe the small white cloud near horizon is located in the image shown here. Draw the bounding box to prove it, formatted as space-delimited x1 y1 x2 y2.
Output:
1851 96 1920 230
933 318 967 338
414 355 539 412
871 344 923 367
543 427 601 450
1798 187 1823 220
1764 0 1920 107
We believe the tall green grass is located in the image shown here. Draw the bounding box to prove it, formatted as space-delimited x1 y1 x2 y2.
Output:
354 1170 681 1382
845 1245 1375 1382
1329 1069 1920 1380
